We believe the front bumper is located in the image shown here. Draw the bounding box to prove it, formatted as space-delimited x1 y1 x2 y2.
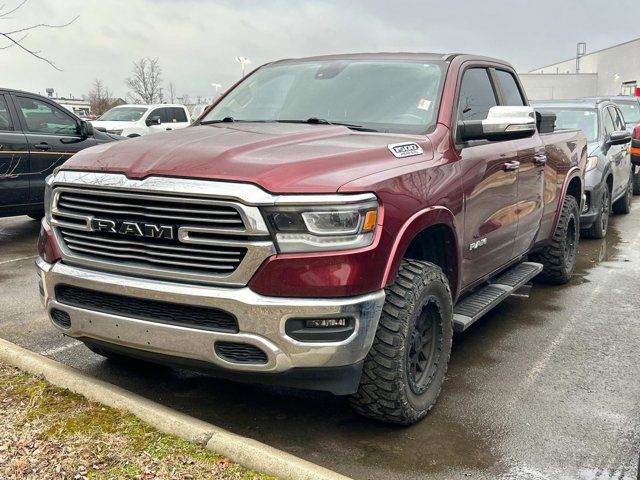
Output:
36 257 385 392
580 176 607 229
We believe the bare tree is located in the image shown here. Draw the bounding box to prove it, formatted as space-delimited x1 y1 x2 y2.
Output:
87 79 116 116
167 82 177 103
125 58 163 104
0 0 78 70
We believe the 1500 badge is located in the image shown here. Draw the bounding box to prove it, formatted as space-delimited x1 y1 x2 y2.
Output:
388 142 424 158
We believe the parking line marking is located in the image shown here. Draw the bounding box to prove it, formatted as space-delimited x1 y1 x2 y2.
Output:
41 341 82 356
0 255 37 265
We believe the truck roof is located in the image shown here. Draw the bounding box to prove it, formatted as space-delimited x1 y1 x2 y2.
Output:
269 52 512 67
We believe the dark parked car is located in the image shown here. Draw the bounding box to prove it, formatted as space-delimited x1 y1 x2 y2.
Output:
0 88 122 219
533 99 633 238
584 96 640 194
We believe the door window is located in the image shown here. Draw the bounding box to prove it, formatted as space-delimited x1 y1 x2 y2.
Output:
495 70 525 106
16 96 78 135
0 96 13 131
603 109 616 137
457 68 498 122
167 107 188 123
148 108 167 123
608 106 626 131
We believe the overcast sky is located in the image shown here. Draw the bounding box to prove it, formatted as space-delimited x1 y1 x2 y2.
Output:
2 0 638 101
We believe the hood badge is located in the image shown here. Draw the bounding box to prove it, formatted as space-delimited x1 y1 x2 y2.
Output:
388 142 423 158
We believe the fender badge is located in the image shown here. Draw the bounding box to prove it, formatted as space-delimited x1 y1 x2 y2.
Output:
388 142 423 158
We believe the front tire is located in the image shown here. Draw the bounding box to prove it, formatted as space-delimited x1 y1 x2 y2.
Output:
349 260 453 426
612 173 633 214
582 187 610 239
531 195 579 284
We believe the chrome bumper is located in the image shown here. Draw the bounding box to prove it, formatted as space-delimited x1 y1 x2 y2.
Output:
36 257 385 374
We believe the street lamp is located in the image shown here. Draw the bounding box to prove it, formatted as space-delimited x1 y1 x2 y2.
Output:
211 83 222 97
235 56 251 77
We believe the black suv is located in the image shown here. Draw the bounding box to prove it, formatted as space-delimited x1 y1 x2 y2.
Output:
0 88 122 219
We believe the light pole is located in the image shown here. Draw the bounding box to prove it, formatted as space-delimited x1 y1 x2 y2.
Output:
211 83 222 97
235 57 251 77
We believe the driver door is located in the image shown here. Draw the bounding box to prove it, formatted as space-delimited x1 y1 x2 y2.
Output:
13 94 96 203
456 67 519 287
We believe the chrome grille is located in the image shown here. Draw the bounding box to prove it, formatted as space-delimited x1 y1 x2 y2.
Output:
51 186 275 286
57 189 246 230
59 228 246 274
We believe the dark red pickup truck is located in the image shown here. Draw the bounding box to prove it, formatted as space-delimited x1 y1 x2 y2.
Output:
36 53 587 425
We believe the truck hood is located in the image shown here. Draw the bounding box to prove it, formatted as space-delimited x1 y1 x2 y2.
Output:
61 123 433 193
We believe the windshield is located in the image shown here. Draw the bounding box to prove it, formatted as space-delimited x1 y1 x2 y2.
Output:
201 60 447 134
616 101 640 124
98 107 147 122
536 107 599 142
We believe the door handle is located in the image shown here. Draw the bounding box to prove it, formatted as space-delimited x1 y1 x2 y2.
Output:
502 161 520 171
34 143 52 151
533 154 547 166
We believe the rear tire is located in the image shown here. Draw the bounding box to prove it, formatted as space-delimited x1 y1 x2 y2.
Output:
612 173 633 214
531 195 579 284
581 188 609 239
349 260 453 426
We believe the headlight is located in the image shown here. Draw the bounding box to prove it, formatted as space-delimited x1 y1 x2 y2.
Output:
586 156 599 172
262 199 379 253
107 129 123 135
44 174 54 221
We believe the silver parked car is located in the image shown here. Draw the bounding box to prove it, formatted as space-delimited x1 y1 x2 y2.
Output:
533 98 633 238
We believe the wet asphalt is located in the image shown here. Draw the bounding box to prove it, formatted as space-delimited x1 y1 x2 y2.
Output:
1 203 639 480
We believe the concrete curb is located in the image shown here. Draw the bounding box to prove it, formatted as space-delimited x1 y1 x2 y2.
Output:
0 338 352 480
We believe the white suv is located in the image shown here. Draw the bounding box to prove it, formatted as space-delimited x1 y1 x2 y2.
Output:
92 104 191 137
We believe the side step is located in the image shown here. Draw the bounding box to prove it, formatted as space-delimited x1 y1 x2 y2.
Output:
453 262 543 332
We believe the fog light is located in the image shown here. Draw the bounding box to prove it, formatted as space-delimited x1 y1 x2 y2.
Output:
286 317 355 342
305 318 348 328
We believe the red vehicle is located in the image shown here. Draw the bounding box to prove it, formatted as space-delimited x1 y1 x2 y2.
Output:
36 53 586 425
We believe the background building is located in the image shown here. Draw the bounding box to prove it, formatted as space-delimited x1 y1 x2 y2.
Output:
520 38 640 100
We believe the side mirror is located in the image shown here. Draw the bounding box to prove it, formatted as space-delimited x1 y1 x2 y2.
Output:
607 130 631 146
79 120 94 138
458 106 537 142
146 115 161 126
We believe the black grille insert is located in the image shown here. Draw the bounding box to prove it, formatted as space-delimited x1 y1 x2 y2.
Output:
55 285 238 333
51 309 71 329
215 341 268 364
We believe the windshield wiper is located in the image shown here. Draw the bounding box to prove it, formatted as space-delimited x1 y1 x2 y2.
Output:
200 116 235 125
277 118 378 132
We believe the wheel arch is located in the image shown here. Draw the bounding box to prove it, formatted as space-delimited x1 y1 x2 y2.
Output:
382 207 460 300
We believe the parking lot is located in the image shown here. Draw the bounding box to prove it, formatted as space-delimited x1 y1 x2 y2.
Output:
1 202 638 480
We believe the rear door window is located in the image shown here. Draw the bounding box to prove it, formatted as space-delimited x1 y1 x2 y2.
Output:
168 107 188 123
